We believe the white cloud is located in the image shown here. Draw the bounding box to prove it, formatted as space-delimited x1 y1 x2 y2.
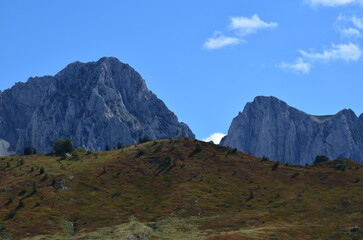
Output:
351 16 363 29
203 32 241 50
203 14 277 50
336 15 363 38
341 27 362 38
299 43 362 62
279 58 312 74
202 133 226 144
229 14 278 36
307 0 363 7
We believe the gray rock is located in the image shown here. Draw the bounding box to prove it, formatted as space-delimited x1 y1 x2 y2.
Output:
0 57 194 155
350 225 359 233
221 96 363 165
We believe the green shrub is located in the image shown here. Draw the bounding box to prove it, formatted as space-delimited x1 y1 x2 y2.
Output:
15 201 25 210
17 189 26 196
4 210 16 220
23 147 33 155
75 147 86 152
105 145 110 151
0 224 6 232
189 144 202 157
314 155 329 165
136 149 145 157
291 172 300 178
117 142 123 149
53 139 74 155
41 174 48 182
261 156 269 162
334 159 347 171
272 162 279 171
139 136 152 144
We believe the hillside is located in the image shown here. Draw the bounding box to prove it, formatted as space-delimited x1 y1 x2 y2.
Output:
0 138 362 240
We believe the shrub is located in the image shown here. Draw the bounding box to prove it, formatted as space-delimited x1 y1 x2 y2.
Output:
189 144 202 157
4 197 13 206
39 166 45 175
23 147 33 155
70 153 80 161
246 191 255 201
272 162 279 171
117 142 123 149
0 224 5 232
53 139 74 155
139 136 151 144
261 156 269 162
75 147 86 152
41 174 48 182
15 201 25 210
291 172 300 178
334 159 347 171
105 145 110 151
136 149 145 157
17 189 26 196
314 155 329 165
228 148 238 154
4 210 16 220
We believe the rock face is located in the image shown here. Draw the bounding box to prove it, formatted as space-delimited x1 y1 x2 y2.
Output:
220 96 363 165
0 57 194 155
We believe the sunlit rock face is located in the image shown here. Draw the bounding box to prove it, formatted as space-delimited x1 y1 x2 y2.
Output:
0 57 194 155
221 96 363 165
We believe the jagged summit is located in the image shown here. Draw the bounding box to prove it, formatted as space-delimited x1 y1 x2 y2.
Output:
0 57 194 155
221 96 363 165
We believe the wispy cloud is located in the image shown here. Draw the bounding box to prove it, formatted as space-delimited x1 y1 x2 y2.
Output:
340 27 362 38
203 32 241 50
307 0 363 7
336 15 363 38
229 14 278 36
300 43 362 62
202 133 226 144
279 58 312 74
203 14 278 50
279 43 362 74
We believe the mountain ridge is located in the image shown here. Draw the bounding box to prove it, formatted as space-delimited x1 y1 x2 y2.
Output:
0 57 194 155
221 96 363 165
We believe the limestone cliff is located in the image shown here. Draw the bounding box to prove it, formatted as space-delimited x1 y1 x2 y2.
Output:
0 57 194 155
221 96 363 165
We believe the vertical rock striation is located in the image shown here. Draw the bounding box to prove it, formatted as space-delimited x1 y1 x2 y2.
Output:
220 96 363 165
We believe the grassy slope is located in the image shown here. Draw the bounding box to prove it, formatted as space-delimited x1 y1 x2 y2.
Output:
0 138 362 240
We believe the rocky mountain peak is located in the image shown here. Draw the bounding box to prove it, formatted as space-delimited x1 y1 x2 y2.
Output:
0 57 194 155
221 96 363 165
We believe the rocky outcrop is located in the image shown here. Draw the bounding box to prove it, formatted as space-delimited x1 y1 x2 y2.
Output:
0 57 194 155
220 96 363 165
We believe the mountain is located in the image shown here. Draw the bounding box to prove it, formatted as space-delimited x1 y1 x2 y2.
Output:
0 57 194 155
220 96 363 165
0 139 362 239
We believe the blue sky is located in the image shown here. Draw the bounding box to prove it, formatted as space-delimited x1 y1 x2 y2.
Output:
1 0 363 143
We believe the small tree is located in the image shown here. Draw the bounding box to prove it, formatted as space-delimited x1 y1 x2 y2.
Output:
117 142 123 149
272 162 279 171
53 139 74 155
314 155 329 165
139 136 151 144
105 145 110 151
23 147 33 155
